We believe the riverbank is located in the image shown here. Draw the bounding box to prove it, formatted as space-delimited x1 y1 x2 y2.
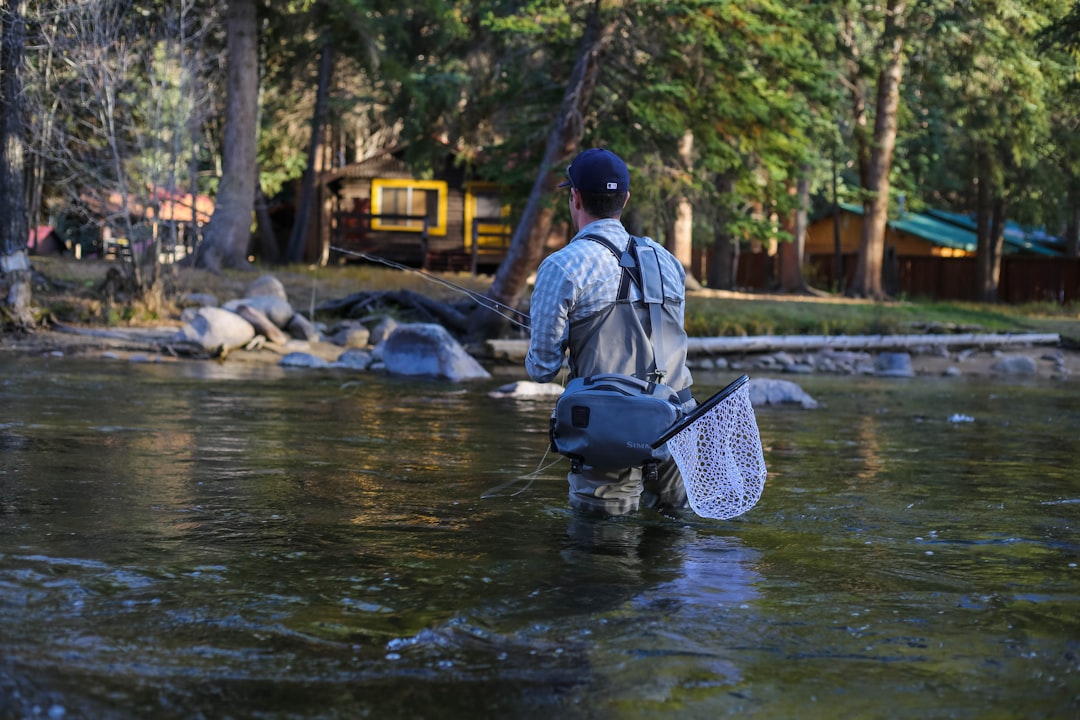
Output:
2 258 1077 380
2 321 1074 381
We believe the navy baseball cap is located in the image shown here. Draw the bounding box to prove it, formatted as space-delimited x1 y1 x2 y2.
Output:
558 148 630 193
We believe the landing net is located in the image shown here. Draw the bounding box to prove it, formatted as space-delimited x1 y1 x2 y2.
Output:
655 375 767 520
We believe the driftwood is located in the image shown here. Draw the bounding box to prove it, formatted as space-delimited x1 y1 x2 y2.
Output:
486 332 1062 363
317 289 469 333
234 304 290 345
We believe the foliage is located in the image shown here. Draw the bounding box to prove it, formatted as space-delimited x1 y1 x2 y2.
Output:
10 0 1080 298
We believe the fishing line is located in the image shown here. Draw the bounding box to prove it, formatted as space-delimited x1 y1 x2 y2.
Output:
329 245 531 331
480 446 564 499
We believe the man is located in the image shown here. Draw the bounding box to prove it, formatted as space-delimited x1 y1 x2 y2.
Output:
526 148 695 515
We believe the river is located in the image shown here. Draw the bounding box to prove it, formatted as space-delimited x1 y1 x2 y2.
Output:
1 355 1077 719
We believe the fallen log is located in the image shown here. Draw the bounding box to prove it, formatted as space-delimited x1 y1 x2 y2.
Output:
486 332 1062 363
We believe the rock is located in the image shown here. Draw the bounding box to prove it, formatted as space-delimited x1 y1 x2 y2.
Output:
172 306 256 353
747 378 819 409
379 323 491 381
280 352 330 369
223 295 294 329
369 317 399 345
285 313 321 342
991 355 1037 375
245 274 288 301
329 322 371 348
334 348 373 370
488 381 565 399
875 351 915 377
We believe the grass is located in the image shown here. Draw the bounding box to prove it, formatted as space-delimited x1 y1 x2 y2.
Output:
24 256 1080 343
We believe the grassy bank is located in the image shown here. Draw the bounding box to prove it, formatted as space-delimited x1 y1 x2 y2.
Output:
26 257 1080 343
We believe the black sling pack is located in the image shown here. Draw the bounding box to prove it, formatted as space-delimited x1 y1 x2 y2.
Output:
550 236 684 473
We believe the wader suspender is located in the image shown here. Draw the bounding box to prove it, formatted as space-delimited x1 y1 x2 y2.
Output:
584 235 669 386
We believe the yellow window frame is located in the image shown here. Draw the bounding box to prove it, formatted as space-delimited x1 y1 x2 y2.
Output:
464 181 511 250
371 178 448 237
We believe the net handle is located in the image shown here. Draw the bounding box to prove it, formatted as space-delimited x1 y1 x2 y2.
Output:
650 374 749 448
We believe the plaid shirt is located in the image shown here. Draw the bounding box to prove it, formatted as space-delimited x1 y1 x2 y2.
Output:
525 218 686 383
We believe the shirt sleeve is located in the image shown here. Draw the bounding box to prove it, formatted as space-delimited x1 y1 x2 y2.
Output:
525 258 576 383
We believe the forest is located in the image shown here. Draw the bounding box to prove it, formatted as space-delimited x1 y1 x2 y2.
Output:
1 0 1079 339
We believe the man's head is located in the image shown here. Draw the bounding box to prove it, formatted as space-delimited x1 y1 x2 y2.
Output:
560 148 630 220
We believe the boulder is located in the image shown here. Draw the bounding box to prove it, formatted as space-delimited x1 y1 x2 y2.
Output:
245 274 288 301
875 351 915 377
379 323 491 381
991 355 1037 375
172 306 256 353
285 313 321 342
223 295 294 329
334 348 374 371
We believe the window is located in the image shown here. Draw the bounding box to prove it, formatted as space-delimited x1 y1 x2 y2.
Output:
464 182 511 250
371 179 448 237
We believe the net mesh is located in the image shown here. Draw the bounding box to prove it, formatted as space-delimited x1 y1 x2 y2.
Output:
667 382 767 520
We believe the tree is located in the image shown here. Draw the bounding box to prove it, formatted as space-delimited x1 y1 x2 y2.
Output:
467 0 614 343
906 0 1074 300
0 0 34 328
196 0 258 271
837 0 909 299
23 0 218 307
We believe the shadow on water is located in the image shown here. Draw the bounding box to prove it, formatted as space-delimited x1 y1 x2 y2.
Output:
1 357 1078 719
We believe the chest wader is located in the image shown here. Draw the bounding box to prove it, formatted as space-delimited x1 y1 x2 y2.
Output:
562 236 689 484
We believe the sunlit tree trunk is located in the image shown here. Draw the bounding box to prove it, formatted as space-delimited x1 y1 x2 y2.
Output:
846 0 906 300
671 130 695 277
197 0 258 271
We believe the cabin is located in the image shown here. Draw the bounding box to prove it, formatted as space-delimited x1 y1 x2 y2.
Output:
805 203 1074 302
317 154 512 273
56 188 214 263
27 226 67 256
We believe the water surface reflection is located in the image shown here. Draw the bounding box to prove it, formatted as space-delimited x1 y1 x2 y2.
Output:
1 357 1077 718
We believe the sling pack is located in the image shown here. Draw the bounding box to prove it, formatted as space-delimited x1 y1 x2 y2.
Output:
550 236 685 472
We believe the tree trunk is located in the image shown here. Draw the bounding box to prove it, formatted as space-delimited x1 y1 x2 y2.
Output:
708 172 738 290
846 0 906 300
255 182 279 264
196 0 259 272
0 0 34 327
778 176 809 293
286 42 334 264
1066 195 1079 259
975 184 1006 303
466 0 612 343
671 130 694 274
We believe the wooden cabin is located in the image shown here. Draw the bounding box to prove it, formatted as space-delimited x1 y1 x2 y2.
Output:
317 155 511 273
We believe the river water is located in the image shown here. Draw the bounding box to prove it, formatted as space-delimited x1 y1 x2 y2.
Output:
1 355 1077 719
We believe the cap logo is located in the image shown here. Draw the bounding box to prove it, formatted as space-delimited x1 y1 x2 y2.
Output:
606 182 617 190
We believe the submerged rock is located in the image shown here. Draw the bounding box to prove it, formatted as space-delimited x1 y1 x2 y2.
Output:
747 378 819 409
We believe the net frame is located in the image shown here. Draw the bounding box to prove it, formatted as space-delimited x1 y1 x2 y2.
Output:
652 375 767 520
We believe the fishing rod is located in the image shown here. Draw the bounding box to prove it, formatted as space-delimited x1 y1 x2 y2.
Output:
329 245 531 331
